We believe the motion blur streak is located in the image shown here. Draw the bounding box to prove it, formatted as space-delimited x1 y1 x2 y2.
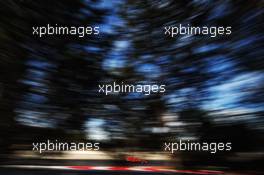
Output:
1 165 224 174
0 0 263 175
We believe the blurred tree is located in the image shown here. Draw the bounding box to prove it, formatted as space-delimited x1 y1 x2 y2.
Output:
0 0 263 170
0 0 113 155
115 0 263 169
112 0 219 148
